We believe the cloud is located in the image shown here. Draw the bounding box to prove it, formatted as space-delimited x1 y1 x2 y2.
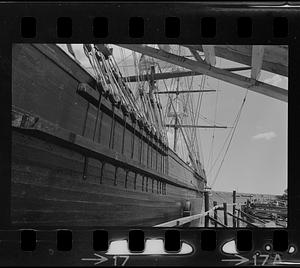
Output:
252 131 277 141
263 74 282 87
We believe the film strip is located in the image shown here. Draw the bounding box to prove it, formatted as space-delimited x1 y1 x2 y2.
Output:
0 1 299 266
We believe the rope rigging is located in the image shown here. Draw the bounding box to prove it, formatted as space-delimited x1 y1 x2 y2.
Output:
80 44 249 184
209 89 249 189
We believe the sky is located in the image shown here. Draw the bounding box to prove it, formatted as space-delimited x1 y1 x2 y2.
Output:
58 44 288 196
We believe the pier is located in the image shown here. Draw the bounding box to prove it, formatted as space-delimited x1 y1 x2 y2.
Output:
154 190 287 228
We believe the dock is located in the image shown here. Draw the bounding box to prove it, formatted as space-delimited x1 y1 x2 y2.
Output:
154 190 287 228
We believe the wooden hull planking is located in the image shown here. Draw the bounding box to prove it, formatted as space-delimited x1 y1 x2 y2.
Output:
11 43 205 226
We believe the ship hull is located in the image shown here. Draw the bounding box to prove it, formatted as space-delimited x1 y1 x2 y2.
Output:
11 43 205 226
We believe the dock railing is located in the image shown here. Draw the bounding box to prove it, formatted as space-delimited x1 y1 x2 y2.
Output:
154 202 239 227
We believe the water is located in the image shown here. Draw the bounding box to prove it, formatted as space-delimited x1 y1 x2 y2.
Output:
198 191 280 228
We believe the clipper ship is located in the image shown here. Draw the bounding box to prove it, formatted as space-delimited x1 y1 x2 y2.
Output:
11 44 287 227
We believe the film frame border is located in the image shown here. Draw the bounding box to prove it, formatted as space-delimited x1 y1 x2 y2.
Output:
0 2 298 266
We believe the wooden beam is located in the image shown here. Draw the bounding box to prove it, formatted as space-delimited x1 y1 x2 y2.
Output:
154 202 238 227
118 44 287 102
189 48 204 62
125 71 199 82
165 124 230 129
154 89 216 94
185 45 288 77
202 45 216 66
66 44 76 58
227 211 258 228
208 216 227 227
123 67 251 82
213 201 218 227
251 45 265 80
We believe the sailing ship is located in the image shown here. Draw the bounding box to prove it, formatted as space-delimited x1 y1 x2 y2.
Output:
11 43 287 227
11 44 207 226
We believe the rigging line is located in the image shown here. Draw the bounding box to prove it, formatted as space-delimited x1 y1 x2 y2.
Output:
157 64 177 143
120 48 128 79
184 78 195 154
161 66 175 121
210 89 249 189
181 71 195 157
208 78 220 171
214 191 230 204
177 45 198 162
207 69 237 177
161 70 193 157
182 75 198 162
193 75 205 140
195 75 207 126
132 52 141 102
207 115 235 178
210 111 240 187
194 75 207 166
110 49 143 117
215 211 224 225
133 52 146 114
189 85 203 162
116 51 133 65
157 64 197 168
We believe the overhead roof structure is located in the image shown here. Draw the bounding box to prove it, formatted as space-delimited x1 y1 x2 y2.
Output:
185 45 288 77
117 44 288 103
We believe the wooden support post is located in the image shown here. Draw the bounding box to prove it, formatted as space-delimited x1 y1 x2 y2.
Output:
139 128 143 163
160 152 163 173
114 166 118 186
109 106 116 149
202 45 216 66
134 173 137 190
155 147 158 171
233 190 236 227
251 45 265 80
223 202 228 227
121 116 127 154
131 122 136 159
150 137 153 168
100 162 105 184
165 152 168 174
213 201 218 228
124 170 128 188
92 91 103 142
147 137 150 167
97 110 104 143
237 210 240 227
82 156 88 181
204 191 209 227
82 103 90 181
162 150 165 174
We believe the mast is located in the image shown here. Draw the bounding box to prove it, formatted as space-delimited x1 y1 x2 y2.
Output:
173 70 180 152
149 65 163 132
122 67 251 82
